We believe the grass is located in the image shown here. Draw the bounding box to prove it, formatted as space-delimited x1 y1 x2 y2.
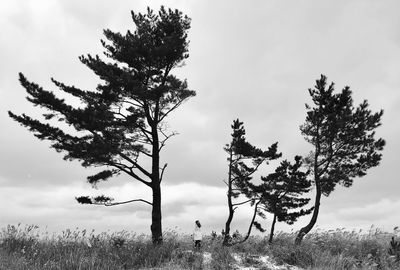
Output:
1 224 400 269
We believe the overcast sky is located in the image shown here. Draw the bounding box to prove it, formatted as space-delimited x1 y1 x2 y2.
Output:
1 0 399 236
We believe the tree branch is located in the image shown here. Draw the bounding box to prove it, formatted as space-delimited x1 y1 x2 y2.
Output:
242 159 266 179
95 198 153 206
158 99 185 122
138 148 152 158
159 163 168 183
109 162 151 187
158 130 178 151
122 99 144 108
118 152 152 179
232 199 253 207
228 200 261 246
138 126 153 142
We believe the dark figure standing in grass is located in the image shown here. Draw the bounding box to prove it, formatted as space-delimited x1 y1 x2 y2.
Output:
193 220 202 249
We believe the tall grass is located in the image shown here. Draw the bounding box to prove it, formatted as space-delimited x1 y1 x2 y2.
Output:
0 224 185 269
268 226 400 269
1 224 399 269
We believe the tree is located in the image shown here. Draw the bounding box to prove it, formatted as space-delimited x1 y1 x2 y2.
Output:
295 75 385 244
8 6 195 244
257 156 313 243
223 119 280 246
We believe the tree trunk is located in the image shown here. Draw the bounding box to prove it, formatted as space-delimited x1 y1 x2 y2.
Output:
151 184 163 244
150 119 162 244
223 150 234 246
223 182 234 245
228 200 260 246
269 213 277 243
295 183 321 245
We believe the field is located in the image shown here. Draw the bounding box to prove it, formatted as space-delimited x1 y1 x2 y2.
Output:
1 224 399 270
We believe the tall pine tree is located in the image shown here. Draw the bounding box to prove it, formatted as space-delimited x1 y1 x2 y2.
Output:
8 7 195 244
295 75 385 244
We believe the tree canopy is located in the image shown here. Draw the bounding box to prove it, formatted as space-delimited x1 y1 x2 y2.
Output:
223 119 281 246
257 156 313 243
8 6 195 243
295 75 385 244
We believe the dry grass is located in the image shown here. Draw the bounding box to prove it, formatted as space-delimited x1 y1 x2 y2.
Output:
267 226 400 269
1 224 399 269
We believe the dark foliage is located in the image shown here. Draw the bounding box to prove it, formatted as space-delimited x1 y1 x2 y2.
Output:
296 75 385 244
8 6 194 243
255 156 313 243
223 119 281 246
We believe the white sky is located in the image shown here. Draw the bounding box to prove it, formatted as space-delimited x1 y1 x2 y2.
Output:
1 0 399 236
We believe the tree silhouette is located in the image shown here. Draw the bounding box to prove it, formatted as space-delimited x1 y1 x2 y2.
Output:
8 6 195 244
256 156 313 243
295 75 385 244
223 119 280 246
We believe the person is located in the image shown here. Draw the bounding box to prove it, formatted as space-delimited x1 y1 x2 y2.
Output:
193 220 202 249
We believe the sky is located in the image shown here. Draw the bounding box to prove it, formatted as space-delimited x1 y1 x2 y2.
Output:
1 0 400 237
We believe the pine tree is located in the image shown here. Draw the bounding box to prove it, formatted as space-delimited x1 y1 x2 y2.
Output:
8 6 195 244
257 156 313 243
295 75 385 244
223 119 281 246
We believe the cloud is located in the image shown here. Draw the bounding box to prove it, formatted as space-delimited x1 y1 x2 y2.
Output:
336 199 400 226
0 180 261 234
1 0 399 235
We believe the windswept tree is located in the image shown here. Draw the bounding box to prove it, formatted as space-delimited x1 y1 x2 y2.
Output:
295 75 385 244
256 156 313 243
8 7 195 244
223 119 281 246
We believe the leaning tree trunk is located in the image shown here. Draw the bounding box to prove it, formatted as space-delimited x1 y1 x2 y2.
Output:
269 213 277 243
227 200 261 246
223 197 234 245
295 182 321 245
223 150 234 246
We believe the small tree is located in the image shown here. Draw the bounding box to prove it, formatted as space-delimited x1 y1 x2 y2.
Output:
295 75 385 244
223 119 281 246
257 156 313 243
8 7 195 243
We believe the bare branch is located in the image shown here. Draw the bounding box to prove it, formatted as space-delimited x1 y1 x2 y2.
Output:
94 199 153 206
112 111 128 120
232 199 253 207
138 148 152 158
159 99 185 122
122 99 144 108
159 163 168 183
158 130 178 151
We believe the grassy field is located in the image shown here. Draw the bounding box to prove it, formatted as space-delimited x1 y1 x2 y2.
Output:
1 224 399 270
